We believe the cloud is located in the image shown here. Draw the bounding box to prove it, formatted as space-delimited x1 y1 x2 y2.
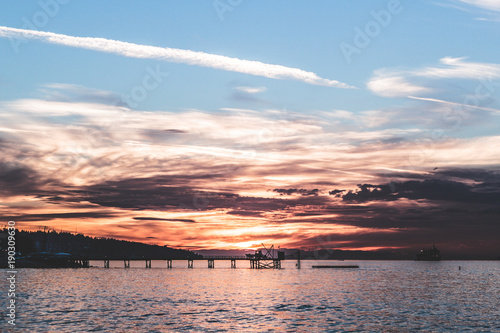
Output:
456 0 500 13
230 85 270 104
367 71 431 98
0 162 53 196
0 26 354 88
40 83 124 106
328 189 345 196
235 86 267 94
133 217 196 223
367 57 500 98
435 167 500 182
341 178 500 204
2 211 118 222
2 87 500 255
441 1 500 21
273 188 319 196
416 57 500 80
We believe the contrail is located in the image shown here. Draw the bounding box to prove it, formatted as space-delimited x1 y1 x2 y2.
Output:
0 26 355 89
408 96 500 115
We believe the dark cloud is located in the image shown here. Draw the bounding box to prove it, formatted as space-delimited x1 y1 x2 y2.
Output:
435 168 500 182
341 179 500 204
380 168 500 183
226 210 264 217
1 212 118 222
328 189 344 196
342 183 396 202
163 129 187 134
63 176 333 221
80 180 237 211
140 129 188 142
3 160 498 257
273 188 319 196
0 162 55 196
133 217 196 223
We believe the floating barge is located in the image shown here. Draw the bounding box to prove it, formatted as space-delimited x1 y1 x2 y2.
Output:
312 265 359 269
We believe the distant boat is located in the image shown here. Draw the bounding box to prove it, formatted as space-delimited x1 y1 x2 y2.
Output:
416 245 441 261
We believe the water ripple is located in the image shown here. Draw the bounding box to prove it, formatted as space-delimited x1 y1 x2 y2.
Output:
2 261 499 332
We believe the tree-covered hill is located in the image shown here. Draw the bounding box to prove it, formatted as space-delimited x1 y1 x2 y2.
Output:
0 229 202 260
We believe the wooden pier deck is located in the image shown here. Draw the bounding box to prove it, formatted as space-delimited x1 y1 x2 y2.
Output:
88 256 285 269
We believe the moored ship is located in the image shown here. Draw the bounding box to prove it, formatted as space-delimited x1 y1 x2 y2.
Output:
416 244 441 261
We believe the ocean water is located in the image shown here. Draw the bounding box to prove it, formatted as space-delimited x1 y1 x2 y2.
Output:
2 260 499 332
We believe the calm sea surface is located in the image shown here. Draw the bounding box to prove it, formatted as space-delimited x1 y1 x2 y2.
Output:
2 260 499 332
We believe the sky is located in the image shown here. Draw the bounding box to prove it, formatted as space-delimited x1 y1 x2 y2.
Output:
0 0 499 258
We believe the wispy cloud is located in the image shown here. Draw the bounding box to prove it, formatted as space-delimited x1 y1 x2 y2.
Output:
367 70 431 98
456 0 500 13
367 57 500 98
441 1 500 20
0 26 354 89
415 57 500 79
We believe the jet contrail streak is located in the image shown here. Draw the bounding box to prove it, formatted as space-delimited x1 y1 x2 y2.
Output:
408 96 500 115
0 26 355 89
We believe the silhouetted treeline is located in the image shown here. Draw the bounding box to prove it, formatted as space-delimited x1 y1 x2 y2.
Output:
0 229 202 260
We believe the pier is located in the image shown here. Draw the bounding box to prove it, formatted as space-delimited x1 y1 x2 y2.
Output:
91 255 285 269
12 245 307 269
91 245 289 269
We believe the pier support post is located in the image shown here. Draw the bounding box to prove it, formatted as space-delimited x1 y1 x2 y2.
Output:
124 260 130 268
166 259 172 268
146 260 151 268
104 259 110 268
231 259 236 268
250 259 259 269
188 259 193 269
273 259 281 269
297 250 301 269
208 259 214 268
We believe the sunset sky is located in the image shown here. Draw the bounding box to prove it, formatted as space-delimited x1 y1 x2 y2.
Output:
1 1 499 257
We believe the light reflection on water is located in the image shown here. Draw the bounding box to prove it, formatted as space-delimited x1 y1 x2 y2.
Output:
3 260 499 332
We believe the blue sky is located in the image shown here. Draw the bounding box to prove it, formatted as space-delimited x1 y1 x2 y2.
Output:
1 1 500 256
1 0 498 113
